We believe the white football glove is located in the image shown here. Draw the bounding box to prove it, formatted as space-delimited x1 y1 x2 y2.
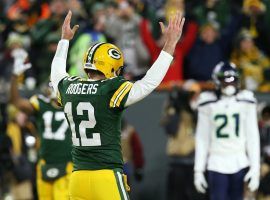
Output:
13 62 32 76
244 169 260 192
194 171 208 193
11 48 28 63
11 48 32 76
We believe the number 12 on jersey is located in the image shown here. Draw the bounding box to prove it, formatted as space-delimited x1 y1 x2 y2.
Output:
64 102 101 147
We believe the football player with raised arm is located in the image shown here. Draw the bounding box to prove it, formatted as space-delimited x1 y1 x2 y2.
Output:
10 49 72 200
194 62 260 200
51 10 185 200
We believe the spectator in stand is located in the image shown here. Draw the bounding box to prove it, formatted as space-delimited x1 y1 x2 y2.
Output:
0 33 35 103
142 0 165 10
30 0 68 46
67 0 88 23
30 0 69 85
7 0 51 27
164 0 185 22
242 0 266 33
121 119 144 185
132 0 162 40
192 0 230 30
105 0 150 80
141 2 198 83
68 2 107 77
186 8 242 81
239 0 270 58
231 29 270 91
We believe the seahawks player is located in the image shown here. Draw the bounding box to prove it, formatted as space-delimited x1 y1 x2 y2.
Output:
10 49 72 200
51 11 185 200
194 62 260 200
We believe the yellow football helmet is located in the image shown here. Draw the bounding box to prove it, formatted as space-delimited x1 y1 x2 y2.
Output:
83 42 124 79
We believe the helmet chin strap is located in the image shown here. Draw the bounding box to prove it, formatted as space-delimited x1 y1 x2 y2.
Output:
221 85 237 96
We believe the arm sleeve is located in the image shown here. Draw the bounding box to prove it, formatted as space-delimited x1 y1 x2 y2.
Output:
109 80 133 109
50 39 69 92
194 106 211 172
246 103 260 173
125 51 173 107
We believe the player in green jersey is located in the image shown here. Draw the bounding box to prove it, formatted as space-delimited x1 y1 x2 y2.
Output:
51 10 185 200
10 49 72 200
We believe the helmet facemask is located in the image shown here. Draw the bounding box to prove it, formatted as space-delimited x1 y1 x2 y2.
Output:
218 74 239 96
212 62 240 96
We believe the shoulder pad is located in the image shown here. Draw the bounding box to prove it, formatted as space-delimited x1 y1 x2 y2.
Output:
109 80 133 109
198 91 218 106
29 95 40 111
236 90 256 104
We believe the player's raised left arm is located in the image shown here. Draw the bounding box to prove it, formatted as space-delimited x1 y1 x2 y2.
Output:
50 11 79 92
125 12 185 107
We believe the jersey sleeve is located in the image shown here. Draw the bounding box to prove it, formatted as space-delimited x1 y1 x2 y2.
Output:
57 76 80 106
194 106 211 172
245 100 260 171
29 95 40 112
109 77 133 109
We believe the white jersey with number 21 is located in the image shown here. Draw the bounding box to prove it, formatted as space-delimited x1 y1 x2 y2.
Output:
194 90 260 174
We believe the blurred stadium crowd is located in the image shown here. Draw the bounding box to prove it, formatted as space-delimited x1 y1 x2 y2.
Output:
1 0 270 199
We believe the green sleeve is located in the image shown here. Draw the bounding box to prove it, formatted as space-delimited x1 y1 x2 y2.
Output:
108 77 133 110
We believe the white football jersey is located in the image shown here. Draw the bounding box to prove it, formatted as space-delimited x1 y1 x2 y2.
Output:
194 90 260 174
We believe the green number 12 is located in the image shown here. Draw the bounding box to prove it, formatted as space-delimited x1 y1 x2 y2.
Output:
214 113 239 138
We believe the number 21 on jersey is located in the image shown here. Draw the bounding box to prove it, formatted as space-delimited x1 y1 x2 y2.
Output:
64 102 101 147
214 113 240 138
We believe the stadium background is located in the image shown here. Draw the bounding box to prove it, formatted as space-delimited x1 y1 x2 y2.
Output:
1 0 270 199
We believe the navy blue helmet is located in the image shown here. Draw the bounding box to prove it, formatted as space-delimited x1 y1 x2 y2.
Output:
212 61 240 89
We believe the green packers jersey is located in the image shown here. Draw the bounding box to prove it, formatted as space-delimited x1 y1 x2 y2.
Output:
29 95 72 164
58 76 133 171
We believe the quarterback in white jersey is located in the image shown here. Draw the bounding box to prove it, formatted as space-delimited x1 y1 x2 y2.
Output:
194 62 260 200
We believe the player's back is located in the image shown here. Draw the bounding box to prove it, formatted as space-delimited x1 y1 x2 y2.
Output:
58 76 133 171
197 90 257 173
30 95 72 164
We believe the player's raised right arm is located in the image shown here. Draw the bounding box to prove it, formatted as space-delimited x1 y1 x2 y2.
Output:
125 12 185 107
50 10 79 92
10 49 34 114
